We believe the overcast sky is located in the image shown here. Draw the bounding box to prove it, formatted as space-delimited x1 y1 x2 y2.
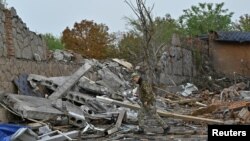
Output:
5 0 250 36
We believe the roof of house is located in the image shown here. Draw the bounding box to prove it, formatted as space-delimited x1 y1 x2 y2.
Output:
216 31 250 42
198 31 250 43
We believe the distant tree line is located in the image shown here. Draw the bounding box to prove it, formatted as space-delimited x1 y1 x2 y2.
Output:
43 2 250 64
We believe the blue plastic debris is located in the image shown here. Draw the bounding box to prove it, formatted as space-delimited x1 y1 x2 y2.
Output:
0 123 26 141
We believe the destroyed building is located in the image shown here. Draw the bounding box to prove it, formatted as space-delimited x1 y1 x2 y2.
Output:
203 31 250 77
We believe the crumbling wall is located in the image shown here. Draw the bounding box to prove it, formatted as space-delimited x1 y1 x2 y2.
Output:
158 47 195 85
211 42 250 77
0 57 80 92
155 34 203 85
0 4 47 60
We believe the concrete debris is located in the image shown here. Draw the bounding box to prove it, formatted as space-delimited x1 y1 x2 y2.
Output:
66 91 106 113
78 76 114 96
28 74 68 91
179 83 198 97
1 58 250 140
38 125 52 135
37 130 79 141
112 58 133 70
68 112 87 128
240 91 250 100
97 67 126 92
11 128 38 141
106 110 126 135
2 94 63 120
52 49 74 62
96 96 224 124
49 61 93 100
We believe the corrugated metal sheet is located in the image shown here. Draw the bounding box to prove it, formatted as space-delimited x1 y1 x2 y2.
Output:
216 31 250 42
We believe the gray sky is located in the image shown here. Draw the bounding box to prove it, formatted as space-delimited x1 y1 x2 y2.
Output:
5 0 250 36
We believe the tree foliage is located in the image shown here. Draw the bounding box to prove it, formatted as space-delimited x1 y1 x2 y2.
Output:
233 14 250 31
117 32 142 64
179 2 233 36
153 14 181 47
62 20 112 59
43 33 64 50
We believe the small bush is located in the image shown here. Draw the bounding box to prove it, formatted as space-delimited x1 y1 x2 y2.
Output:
43 33 64 50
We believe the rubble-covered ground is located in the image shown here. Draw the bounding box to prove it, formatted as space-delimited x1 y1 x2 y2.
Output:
0 58 250 141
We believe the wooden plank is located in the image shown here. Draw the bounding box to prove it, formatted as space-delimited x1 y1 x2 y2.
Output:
97 96 224 124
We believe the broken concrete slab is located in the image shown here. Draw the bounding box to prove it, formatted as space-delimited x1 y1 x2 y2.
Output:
28 74 69 91
68 111 87 128
240 91 250 100
78 76 114 96
49 62 92 100
97 67 125 92
179 83 198 97
65 91 106 113
66 91 94 104
51 99 87 128
3 94 63 120
112 58 133 70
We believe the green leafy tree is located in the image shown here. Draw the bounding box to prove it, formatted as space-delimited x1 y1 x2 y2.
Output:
179 2 233 36
117 32 142 64
153 14 181 48
43 33 64 50
233 14 250 31
62 20 113 59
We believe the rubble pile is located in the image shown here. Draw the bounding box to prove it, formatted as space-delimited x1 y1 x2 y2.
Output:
0 58 249 141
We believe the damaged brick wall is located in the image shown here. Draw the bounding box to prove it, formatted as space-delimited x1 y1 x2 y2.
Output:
0 4 47 60
0 57 80 93
211 42 250 77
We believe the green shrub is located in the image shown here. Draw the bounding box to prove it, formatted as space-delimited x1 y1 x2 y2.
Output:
43 33 64 50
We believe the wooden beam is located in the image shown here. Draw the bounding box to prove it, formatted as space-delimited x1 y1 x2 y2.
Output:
97 96 224 124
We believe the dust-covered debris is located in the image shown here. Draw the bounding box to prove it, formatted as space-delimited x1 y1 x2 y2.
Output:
0 58 249 140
